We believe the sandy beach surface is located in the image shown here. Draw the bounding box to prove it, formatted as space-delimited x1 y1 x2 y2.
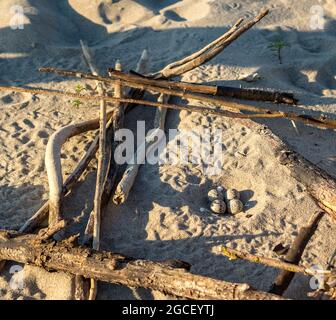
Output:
0 0 336 300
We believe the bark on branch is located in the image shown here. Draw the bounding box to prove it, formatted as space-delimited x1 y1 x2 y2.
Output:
0 232 284 300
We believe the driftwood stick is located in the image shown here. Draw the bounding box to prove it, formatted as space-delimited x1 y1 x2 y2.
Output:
113 94 170 205
19 133 102 234
81 51 150 247
161 18 244 72
35 68 336 129
131 70 297 104
2 84 335 129
269 211 325 295
88 65 107 253
80 40 116 300
0 233 284 300
108 69 297 114
220 246 332 279
45 117 110 226
89 58 122 301
150 9 269 79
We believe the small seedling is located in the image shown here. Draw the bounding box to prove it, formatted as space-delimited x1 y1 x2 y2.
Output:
268 37 288 64
75 84 84 94
72 99 83 107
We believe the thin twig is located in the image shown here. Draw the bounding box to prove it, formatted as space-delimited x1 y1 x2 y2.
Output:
220 246 332 278
80 40 108 301
1 84 335 129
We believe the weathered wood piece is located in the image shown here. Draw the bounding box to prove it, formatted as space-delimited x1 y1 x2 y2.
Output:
81 50 150 247
0 233 285 300
220 246 328 278
80 39 110 300
277 151 336 219
36 219 67 241
3 83 334 129
45 116 112 226
269 211 325 295
113 93 170 205
19 132 102 234
33 68 336 129
150 9 269 79
129 70 297 104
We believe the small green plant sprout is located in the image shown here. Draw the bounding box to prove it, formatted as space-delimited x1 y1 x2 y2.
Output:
268 37 288 64
72 99 83 107
75 84 84 94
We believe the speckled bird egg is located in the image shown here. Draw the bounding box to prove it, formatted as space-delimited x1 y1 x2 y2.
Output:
227 199 244 214
210 199 226 214
208 188 223 202
225 188 240 200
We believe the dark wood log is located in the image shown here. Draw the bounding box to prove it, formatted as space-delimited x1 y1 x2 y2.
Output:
0 232 284 300
129 70 297 104
269 211 325 295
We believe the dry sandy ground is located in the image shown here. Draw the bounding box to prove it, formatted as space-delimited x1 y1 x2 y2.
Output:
0 0 336 300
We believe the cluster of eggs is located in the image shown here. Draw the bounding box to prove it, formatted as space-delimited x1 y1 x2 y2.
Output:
208 187 244 215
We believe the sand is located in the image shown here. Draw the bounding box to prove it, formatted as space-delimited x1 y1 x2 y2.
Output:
0 0 336 300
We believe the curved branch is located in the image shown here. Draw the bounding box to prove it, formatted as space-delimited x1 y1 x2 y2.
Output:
46 112 114 226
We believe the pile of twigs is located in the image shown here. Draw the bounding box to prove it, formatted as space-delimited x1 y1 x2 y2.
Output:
0 8 335 300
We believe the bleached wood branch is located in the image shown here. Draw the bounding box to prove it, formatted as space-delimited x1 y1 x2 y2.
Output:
81 49 150 247
113 94 170 205
150 9 269 79
80 40 110 300
46 116 111 226
160 18 244 72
